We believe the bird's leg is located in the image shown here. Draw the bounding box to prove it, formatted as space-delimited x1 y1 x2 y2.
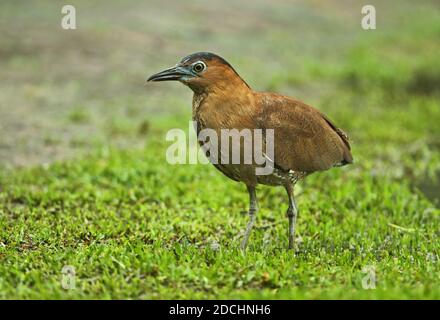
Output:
241 185 258 250
285 184 298 249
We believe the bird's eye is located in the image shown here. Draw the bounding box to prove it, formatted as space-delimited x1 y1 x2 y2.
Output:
192 62 206 73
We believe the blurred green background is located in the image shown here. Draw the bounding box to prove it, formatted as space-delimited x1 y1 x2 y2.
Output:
0 0 438 299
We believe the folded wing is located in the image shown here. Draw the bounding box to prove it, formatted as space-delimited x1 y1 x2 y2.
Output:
257 93 353 172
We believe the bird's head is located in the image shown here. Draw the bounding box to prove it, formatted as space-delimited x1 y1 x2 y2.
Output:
147 52 250 93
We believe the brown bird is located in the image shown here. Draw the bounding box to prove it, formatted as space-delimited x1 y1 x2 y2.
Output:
148 52 353 250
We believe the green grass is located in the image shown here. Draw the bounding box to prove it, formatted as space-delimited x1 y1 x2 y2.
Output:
0 134 439 299
0 0 439 299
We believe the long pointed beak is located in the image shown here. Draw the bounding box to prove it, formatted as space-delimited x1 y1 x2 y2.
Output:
147 65 194 82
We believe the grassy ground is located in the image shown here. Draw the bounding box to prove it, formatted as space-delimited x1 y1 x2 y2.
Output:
0 0 439 299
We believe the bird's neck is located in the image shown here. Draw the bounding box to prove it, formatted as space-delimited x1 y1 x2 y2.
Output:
189 73 250 95
192 82 257 129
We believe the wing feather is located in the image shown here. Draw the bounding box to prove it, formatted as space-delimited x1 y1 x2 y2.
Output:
257 93 353 172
